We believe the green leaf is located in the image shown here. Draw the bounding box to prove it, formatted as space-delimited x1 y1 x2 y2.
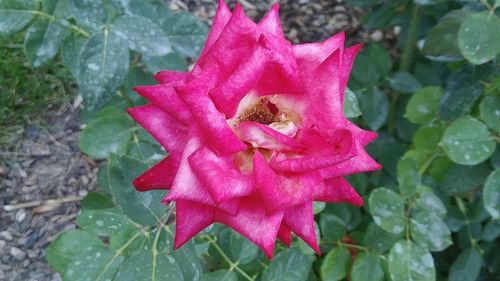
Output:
171 240 203 281
343 88 362 118
448 248 482 281
112 14 171 56
440 116 496 165
80 192 114 210
114 250 183 281
363 222 402 253
201 270 238 281
389 71 422 94
46 229 105 273
108 155 165 226
397 158 420 198
79 106 134 159
480 95 500 132
358 88 389 131
320 213 347 242
320 247 351 281
484 169 500 219
24 12 70 67
405 86 443 124
422 10 469 61
313 202 326 214
142 52 187 74
482 219 500 241
69 0 106 30
76 209 139 237
78 29 129 110
440 162 492 195
262 248 314 281
160 11 208 58
351 253 384 281
414 187 447 219
218 228 259 264
410 211 452 251
351 44 392 88
64 247 125 281
439 68 484 121
0 0 36 35
458 12 500 65
369 188 406 235
413 124 445 151
388 240 436 281
61 34 87 79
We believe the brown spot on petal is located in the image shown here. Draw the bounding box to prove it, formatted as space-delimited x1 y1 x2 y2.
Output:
238 98 279 125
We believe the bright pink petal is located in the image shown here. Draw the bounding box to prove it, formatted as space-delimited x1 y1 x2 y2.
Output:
126 105 188 159
163 138 214 205
133 85 192 123
215 196 283 259
188 146 254 203
277 224 292 247
133 157 176 191
234 121 303 152
258 3 283 38
293 32 345 80
174 200 215 249
271 128 356 172
315 177 363 206
340 44 361 101
320 144 382 178
197 0 232 62
209 34 302 117
253 151 316 214
283 202 320 254
175 80 247 155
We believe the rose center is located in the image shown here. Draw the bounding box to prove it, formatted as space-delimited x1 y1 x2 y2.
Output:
234 97 279 125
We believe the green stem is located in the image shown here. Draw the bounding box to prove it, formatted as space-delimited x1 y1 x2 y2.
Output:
203 236 255 281
388 5 421 135
454 197 484 255
32 10 90 37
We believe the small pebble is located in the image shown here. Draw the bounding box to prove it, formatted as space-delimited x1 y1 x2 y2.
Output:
0 231 13 241
370 30 383 42
16 210 27 223
0 240 6 250
10 247 26 260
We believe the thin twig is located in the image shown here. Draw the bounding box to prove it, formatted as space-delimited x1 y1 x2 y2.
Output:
3 195 83 211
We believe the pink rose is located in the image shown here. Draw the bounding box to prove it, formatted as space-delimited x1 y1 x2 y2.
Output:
127 0 381 258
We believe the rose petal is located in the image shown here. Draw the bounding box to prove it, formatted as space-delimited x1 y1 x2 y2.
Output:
315 177 363 206
133 85 192 123
154 71 189 84
235 121 303 152
215 195 283 259
283 202 320 254
189 146 254 203
133 157 177 191
320 143 382 178
127 104 188 159
174 200 215 249
258 3 283 37
277 224 292 247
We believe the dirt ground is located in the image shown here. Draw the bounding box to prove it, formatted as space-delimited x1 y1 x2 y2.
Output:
0 1 388 280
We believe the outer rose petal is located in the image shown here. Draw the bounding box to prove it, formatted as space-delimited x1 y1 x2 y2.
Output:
197 0 231 62
133 157 176 191
294 32 345 80
126 105 188 160
315 177 363 206
277 224 292 247
174 200 215 249
258 3 283 37
215 196 283 259
282 202 320 254
133 85 192 123
320 143 382 178
188 146 254 203
163 138 215 206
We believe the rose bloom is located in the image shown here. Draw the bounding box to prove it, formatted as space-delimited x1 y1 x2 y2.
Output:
128 0 381 258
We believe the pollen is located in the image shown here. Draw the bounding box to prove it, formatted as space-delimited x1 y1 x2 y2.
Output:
237 98 279 125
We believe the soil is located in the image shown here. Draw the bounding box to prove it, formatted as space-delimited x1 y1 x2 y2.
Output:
0 1 385 280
